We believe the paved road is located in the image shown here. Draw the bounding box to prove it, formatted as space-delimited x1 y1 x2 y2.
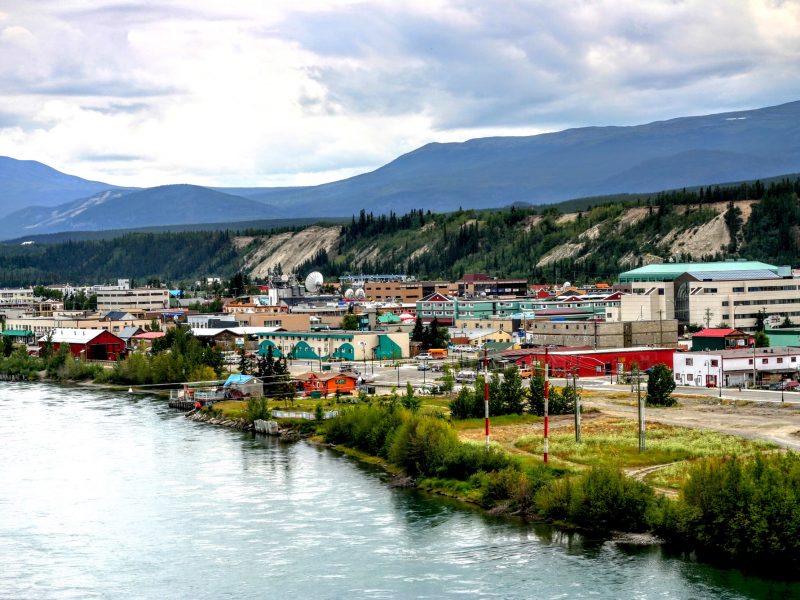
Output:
578 379 800 405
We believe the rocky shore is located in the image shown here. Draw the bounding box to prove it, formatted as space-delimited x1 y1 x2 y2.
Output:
186 410 303 441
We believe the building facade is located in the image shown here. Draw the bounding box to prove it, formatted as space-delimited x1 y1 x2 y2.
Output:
619 261 797 332
673 347 800 387
95 286 169 312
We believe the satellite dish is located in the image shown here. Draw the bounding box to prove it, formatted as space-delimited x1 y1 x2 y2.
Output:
354 288 366 300
305 271 324 294
344 288 354 300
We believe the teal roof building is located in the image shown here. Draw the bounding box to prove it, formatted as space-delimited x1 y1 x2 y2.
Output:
618 261 782 283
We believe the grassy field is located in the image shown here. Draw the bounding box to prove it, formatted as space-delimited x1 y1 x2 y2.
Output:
513 417 776 473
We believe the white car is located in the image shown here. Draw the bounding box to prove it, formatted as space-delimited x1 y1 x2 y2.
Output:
416 353 433 361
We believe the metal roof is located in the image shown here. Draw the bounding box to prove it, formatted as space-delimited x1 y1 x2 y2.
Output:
619 261 778 282
685 269 780 281
692 328 746 338
38 328 120 344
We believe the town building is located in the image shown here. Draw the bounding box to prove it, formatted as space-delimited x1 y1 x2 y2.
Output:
0 288 34 304
503 347 675 379
523 319 679 349
4 311 152 337
618 260 797 332
294 371 359 397
457 273 528 297
256 331 409 362
690 328 750 351
363 280 453 303
673 347 800 388
39 328 126 361
765 327 800 348
95 282 169 312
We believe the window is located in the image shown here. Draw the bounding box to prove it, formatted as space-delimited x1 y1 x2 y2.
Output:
748 359 753 365
762 358 768 364
777 358 784 364
710 360 718 367
685 358 693 366
793 357 797 363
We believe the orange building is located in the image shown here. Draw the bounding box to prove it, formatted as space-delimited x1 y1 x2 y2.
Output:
295 372 359 397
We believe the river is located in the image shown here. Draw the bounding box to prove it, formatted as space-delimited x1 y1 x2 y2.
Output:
0 383 796 599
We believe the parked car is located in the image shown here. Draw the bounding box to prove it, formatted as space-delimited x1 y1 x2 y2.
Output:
415 384 443 395
417 363 430 371
456 370 477 383
416 353 433 361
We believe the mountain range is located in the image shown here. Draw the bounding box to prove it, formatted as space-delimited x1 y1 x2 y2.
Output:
1 100 799 240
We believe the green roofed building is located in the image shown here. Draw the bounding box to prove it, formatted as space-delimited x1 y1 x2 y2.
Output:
618 260 796 332
1 329 35 344
618 260 782 283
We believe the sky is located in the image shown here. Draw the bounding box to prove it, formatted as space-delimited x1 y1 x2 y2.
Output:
0 0 799 188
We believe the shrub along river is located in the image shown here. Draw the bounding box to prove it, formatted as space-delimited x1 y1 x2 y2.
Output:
1 383 797 599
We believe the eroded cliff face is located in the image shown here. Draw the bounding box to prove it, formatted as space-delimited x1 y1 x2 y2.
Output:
240 225 342 276
236 199 757 279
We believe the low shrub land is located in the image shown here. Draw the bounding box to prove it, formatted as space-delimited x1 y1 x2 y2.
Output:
321 403 799 573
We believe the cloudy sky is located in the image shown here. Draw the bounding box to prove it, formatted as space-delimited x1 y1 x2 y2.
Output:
1 0 799 188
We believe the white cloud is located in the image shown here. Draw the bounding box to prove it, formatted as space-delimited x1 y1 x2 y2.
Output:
0 0 797 187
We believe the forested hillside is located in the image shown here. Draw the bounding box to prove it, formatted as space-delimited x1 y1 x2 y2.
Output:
0 179 798 286
298 179 800 281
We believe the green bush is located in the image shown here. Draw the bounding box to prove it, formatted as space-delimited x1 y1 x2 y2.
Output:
324 404 517 481
246 397 271 423
654 453 800 568
536 466 655 532
388 414 460 477
0 348 43 380
57 358 103 381
480 465 554 512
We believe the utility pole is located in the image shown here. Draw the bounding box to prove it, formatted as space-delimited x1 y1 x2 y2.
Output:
637 367 645 452
544 347 549 464
483 348 490 451
573 364 581 443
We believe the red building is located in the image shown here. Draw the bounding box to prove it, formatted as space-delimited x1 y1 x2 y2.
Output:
504 347 675 378
40 328 126 361
294 372 359 397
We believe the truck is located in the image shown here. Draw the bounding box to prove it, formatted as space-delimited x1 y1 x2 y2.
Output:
429 348 448 359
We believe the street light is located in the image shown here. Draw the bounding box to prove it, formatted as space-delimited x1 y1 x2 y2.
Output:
359 341 367 373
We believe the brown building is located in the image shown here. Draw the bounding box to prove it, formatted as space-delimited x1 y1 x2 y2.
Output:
363 281 453 302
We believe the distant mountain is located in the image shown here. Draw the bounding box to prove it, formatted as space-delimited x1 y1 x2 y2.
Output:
0 156 120 217
3 100 800 235
242 100 800 216
0 185 279 239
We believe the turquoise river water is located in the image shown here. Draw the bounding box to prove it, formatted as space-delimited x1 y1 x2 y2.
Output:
0 383 797 599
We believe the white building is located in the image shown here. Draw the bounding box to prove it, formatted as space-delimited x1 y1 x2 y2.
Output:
95 286 169 312
673 347 800 388
0 288 34 304
619 261 798 332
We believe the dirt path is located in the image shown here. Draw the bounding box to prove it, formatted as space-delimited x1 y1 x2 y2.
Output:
583 395 800 450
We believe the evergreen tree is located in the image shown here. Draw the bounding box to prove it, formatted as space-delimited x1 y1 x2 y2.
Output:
646 363 676 407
